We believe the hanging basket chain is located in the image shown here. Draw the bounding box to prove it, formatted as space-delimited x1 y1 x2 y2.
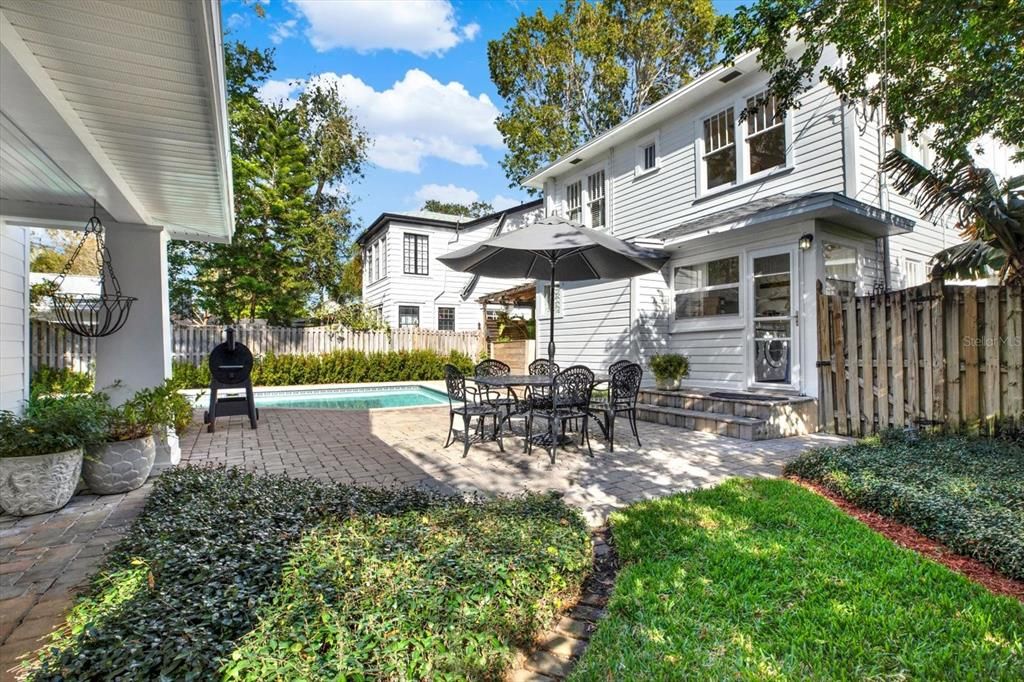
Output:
48 211 136 338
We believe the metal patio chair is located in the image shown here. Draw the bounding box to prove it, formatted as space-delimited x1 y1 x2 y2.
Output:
443 364 505 457
527 365 595 462
592 362 643 451
474 358 519 424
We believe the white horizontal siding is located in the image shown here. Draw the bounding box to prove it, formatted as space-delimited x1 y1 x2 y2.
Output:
0 222 29 413
536 278 631 369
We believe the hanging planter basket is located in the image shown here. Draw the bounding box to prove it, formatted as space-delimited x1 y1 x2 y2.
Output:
48 213 136 338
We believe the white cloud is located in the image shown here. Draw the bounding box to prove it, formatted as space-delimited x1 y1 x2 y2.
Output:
414 183 480 205
289 0 478 57
270 19 298 45
226 12 248 30
490 194 523 211
258 69 503 173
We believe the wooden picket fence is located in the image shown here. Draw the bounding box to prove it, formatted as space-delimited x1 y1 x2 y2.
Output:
30 321 486 372
817 282 1023 436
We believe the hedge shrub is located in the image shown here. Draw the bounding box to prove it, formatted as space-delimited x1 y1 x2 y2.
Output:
29 366 94 400
171 349 474 388
785 431 1024 579
30 467 590 681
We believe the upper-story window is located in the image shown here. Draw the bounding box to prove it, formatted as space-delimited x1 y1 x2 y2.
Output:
702 107 736 189
403 233 429 275
365 244 373 284
642 143 657 170
635 133 659 178
566 180 583 223
587 170 606 229
746 91 785 175
365 236 387 284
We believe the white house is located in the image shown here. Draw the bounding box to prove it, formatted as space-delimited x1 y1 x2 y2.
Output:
523 45 1019 402
358 201 544 331
0 0 233 465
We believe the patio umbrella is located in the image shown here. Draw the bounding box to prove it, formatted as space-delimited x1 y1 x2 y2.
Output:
438 215 670 359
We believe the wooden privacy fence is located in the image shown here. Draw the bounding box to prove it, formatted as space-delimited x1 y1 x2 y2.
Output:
817 283 1023 436
31 321 486 372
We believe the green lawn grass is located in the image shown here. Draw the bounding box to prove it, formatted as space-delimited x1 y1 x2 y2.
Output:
570 478 1024 681
31 467 591 680
785 432 1024 579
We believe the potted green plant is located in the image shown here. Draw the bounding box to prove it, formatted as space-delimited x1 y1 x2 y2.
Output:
0 396 107 516
650 354 689 390
83 381 194 495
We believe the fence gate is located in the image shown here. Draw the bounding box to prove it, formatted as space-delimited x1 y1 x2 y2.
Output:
817 282 1023 436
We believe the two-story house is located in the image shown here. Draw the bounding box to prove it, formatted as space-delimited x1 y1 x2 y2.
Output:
523 46 1018 401
357 201 543 331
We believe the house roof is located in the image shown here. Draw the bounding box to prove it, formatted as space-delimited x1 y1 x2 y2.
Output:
355 198 543 245
0 0 233 242
522 49 767 189
653 192 916 244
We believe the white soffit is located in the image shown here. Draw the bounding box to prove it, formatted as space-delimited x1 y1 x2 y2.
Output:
0 0 232 242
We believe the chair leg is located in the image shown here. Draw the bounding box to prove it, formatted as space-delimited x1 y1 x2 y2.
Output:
526 413 534 455
608 411 615 453
583 415 593 457
444 411 455 448
495 413 505 453
548 416 557 464
462 413 471 457
629 409 641 447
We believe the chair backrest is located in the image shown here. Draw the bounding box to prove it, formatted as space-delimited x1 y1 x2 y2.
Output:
610 363 643 407
444 364 467 403
529 358 560 375
608 359 631 375
553 365 595 410
475 359 511 377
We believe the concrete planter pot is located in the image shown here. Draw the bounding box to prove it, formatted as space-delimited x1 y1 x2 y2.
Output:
0 448 84 516
654 377 681 390
83 436 156 494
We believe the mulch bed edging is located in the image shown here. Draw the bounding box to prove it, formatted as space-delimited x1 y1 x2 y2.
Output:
789 476 1024 603
506 527 619 682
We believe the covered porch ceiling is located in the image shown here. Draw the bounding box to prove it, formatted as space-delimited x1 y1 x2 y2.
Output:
0 0 233 242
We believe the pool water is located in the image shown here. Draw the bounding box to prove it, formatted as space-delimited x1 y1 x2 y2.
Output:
254 386 449 410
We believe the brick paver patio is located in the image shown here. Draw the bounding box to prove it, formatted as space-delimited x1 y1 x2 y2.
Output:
0 404 849 679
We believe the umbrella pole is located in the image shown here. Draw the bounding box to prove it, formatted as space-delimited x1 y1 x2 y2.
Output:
548 260 556 360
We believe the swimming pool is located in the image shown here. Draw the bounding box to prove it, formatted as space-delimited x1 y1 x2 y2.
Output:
252 385 449 410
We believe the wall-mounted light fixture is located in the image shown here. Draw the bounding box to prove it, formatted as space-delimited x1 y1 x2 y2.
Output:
798 233 814 251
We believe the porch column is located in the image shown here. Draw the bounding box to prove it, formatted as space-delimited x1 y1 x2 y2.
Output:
94 223 179 466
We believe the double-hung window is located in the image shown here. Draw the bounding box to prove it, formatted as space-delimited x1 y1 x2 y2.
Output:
365 245 373 284
398 305 420 328
587 170 606 229
702 108 736 189
437 306 455 331
403 233 429 275
746 91 785 174
566 181 583 223
673 256 740 320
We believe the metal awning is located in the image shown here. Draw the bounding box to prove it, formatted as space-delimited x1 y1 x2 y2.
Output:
653 192 915 246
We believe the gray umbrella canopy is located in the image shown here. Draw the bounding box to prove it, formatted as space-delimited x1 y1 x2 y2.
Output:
439 215 669 359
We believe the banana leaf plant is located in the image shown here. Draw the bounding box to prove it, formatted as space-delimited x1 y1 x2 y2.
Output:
881 149 1024 284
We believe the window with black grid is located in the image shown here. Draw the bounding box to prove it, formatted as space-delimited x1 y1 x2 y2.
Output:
403 233 429 275
437 306 455 331
398 305 420 328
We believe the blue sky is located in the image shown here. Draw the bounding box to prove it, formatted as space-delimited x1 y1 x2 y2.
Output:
223 0 743 230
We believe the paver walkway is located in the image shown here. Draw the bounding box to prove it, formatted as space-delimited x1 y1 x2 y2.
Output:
1 405 849 680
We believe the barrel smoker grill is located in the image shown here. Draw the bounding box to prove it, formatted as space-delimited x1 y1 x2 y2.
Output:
203 327 258 433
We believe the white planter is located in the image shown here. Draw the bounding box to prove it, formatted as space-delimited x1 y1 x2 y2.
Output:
655 377 681 390
83 436 156 494
0 448 84 516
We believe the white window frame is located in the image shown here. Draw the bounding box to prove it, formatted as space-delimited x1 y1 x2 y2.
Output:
695 85 795 199
402 231 430 276
566 180 583 223
587 169 607 230
670 254 743 332
538 282 563 318
364 243 373 284
634 131 660 178
820 236 863 298
560 161 611 231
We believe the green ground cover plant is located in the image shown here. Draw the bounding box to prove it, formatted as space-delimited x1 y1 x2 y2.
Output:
571 478 1024 681
785 431 1024 579
171 348 475 388
30 467 590 680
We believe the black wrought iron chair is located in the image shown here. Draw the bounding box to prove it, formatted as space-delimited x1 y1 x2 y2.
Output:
527 365 595 462
608 359 632 375
443 365 505 457
525 358 560 410
591 362 643 452
474 358 518 423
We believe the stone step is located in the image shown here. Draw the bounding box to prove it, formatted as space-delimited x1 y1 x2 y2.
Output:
636 404 768 441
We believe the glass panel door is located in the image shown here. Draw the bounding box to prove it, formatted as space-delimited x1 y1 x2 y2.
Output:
751 251 795 385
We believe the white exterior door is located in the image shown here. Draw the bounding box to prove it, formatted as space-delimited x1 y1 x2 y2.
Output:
747 247 799 390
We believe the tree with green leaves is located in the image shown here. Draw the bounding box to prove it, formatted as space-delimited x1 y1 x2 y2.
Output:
488 0 718 189
169 40 369 323
722 0 1023 282
421 200 494 218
